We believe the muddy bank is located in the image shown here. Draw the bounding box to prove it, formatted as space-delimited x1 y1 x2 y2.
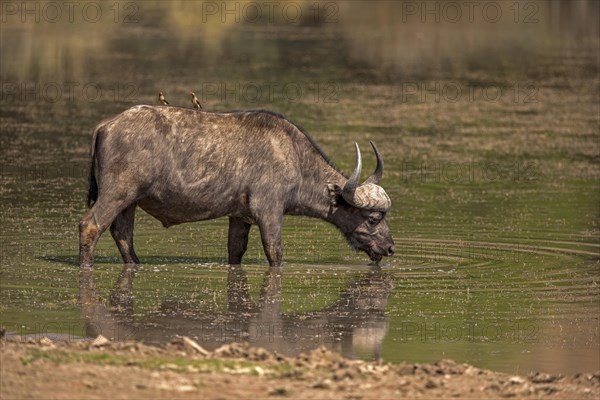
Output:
1 337 598 399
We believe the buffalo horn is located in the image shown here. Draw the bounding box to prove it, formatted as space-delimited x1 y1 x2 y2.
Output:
364 141 384 185
342 142 362 204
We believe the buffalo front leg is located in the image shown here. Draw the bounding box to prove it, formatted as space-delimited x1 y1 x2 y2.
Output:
227 217 252 265
109 205 140 265
257 215 283 268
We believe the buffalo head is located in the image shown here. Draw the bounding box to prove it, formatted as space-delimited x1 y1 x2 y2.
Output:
327 142 395 263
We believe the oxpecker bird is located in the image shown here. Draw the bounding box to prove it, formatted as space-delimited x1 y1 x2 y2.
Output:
190 92 202 110
158 92 169 105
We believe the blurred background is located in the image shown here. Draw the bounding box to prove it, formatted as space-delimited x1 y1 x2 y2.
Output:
1 0 598 375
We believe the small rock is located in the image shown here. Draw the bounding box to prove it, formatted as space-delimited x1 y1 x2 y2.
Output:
529 372 559 383
397 379 409 387
135 384 147 390
39 337 55 347
509 376 525 385
175 385 196 392
232 367 251 374
179 336 209 356
156 383 195 392
396 363 416 375
312 379 332 389
534 385 559 395
333 369 354 381
269 387 288 396
485 383 501 392
91 335 110 347
425 379 438 389
83 380 96 389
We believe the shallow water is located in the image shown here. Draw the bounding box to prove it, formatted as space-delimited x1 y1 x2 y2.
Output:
1 1 599 375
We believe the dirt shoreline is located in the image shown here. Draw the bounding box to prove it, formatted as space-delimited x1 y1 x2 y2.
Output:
1 337 598 399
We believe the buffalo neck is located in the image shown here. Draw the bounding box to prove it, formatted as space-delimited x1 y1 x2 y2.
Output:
288 152 347 226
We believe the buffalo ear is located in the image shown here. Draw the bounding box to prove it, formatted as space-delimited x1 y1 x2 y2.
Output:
326 183 343 207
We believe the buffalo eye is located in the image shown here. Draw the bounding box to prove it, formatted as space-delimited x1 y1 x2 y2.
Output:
367 212 382 225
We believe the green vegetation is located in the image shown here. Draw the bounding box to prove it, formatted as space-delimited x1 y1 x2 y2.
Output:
21 348 295 376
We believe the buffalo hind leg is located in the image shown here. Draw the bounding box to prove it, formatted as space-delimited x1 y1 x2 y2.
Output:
228 217 252 265
79 196 133 269
257 215 283 268
110 205 140 265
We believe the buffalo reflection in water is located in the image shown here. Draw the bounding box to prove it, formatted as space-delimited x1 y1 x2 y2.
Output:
79 265 393 360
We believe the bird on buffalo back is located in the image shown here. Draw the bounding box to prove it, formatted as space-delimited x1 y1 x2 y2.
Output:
158 91 169 105
190 92 202 110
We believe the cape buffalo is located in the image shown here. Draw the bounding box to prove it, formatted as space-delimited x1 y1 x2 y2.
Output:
79 105 395 268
